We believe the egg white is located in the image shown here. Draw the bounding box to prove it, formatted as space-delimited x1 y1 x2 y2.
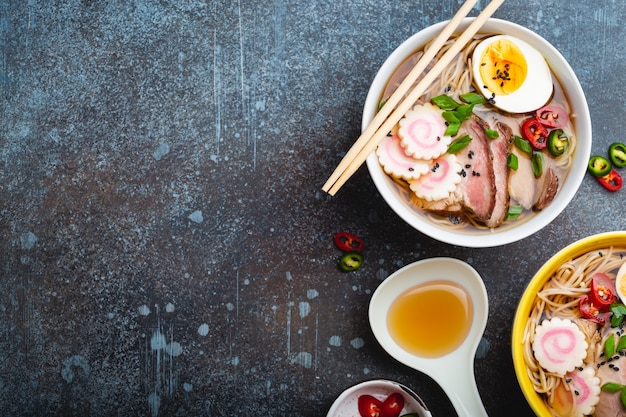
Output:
472 35 553 114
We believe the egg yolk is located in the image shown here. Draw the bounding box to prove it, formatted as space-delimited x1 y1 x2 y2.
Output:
478 38 528 96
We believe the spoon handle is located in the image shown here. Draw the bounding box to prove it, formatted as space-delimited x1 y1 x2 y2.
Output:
433 362 488 417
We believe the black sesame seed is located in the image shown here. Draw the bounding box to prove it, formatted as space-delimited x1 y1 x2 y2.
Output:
574 390 580 396
465 164 471 169
408 168 414 172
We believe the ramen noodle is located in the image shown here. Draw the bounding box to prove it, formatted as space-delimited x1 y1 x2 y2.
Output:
522 247 626 416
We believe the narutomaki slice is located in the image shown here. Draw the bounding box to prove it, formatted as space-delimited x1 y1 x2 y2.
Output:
532 317 588 376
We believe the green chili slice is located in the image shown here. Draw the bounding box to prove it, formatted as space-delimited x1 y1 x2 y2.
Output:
547 129 569 156
339 252 363 272
588 155 612 177
609 142 626 168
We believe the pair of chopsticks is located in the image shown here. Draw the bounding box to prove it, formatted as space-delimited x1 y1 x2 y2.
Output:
322 0 505 196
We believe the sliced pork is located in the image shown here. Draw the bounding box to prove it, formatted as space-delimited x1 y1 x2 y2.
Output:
451 115 496 223
485 121 514 228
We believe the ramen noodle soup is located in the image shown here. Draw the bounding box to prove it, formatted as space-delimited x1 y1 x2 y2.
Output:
375 33 577 231
522 246 626 416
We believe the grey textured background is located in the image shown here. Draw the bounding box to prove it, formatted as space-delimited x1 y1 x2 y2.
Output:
1 0 625 416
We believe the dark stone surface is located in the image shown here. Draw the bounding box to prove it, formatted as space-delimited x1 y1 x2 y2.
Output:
1 0 624 416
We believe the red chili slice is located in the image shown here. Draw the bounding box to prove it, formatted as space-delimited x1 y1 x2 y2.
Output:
381 393 405 417
589 272 615 310
579 295 610 324
334 231 364 252
596 168 623 192
358 395 383 417
536 104 569 129
521 118 549 151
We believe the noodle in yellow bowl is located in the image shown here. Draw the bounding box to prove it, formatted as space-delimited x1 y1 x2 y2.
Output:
512 231 626 416
364 18 591 247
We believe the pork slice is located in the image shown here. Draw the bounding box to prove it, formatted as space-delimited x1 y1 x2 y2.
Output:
509 150 538 209
533 167 558 211
484 121 514 228
453 116 496 223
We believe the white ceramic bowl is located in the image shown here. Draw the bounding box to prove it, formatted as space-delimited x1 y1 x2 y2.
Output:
326 379 432 417
364 18 591 247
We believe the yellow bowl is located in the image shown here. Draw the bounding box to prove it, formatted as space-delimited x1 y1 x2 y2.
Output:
511 231 626 416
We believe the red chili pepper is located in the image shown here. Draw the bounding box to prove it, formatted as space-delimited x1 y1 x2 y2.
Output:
589 273 615 310
521 118 549 151
333 231 364 252
579 295 610 324
595 168 623 192
536 104 569 129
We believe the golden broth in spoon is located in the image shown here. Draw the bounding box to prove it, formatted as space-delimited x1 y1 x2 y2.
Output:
387 280 473 358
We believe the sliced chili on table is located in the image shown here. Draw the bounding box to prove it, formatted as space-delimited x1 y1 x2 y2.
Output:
339 252 364 272
547 129 569 156
596 168 623 192
588 155 612 177
609 142 626 168
333 231 364 252
521 118 549 150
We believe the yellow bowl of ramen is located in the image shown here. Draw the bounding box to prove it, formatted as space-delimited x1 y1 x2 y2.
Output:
512 231 626 416
364 18 591 247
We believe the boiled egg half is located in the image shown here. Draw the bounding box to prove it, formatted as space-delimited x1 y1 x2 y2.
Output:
614 262 626 305
472 35 553 114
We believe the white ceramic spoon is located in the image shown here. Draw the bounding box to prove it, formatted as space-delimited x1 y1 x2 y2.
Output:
369 257 489 417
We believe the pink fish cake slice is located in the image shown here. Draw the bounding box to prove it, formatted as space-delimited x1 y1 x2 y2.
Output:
399 103 452 160
376 133 430 181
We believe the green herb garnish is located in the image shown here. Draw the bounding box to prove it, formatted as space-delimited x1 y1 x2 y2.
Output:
447 135 472 154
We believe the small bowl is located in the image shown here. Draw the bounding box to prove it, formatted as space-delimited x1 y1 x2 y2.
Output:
511 231 626 416
364 18 591 247
326 379 432 417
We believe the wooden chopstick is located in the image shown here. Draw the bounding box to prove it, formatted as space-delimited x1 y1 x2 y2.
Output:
323 0 505 196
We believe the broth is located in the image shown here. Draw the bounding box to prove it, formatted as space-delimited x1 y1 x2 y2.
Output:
387 280 473 358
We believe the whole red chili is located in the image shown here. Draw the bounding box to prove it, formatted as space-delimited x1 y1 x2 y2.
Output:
333 231 364 252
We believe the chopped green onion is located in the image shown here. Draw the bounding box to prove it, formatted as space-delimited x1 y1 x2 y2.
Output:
507 153 518 170
444 122 460 136
485 129 499 139
602 382 625 393
460 92 487 105
378 99 387 111
431 94 460 110
514 135 533 155
506 205 523 220
456 104 474 120
532 152 544 178
621 385 626 409
447 135 472 154
442 111 461 124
